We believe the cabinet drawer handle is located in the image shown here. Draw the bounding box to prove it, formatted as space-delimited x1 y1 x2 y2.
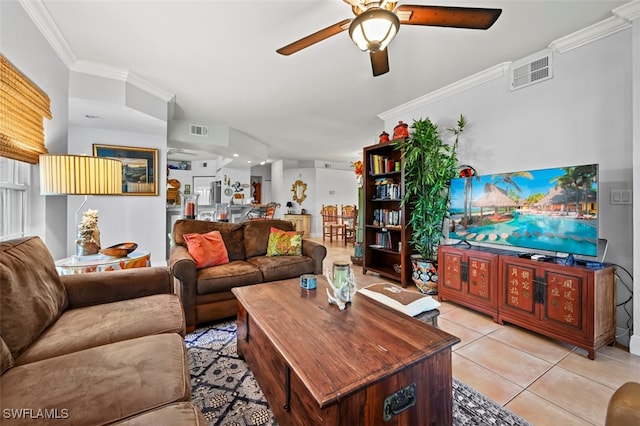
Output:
383 383 416 421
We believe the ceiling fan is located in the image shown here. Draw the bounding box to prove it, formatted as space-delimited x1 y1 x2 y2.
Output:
276 0 502 76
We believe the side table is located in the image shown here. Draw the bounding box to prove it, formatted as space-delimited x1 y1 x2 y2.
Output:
55 250 151 275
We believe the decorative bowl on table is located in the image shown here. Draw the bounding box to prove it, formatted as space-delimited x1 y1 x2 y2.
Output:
100 242 138 258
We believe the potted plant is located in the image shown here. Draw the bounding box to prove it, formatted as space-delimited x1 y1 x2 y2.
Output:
392 115 466 294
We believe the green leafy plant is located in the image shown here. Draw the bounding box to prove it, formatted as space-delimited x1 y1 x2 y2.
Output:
392 115 466 260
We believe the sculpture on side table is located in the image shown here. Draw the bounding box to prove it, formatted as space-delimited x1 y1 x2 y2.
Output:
76 209 101 256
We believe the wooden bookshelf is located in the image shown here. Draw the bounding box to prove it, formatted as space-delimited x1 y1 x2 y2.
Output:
362 140 413 286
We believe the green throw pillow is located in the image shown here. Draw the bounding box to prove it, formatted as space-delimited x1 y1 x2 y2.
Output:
266 227 302 256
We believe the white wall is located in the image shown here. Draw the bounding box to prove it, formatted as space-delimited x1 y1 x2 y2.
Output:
381 30 635 348
1 0 70 258
284 167 316 215
68 127 168 265
270 161 285 218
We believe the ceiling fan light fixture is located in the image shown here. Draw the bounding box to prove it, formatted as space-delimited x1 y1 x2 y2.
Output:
349 7 399 52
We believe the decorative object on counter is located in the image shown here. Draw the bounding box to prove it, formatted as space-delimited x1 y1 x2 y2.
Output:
379 131 390 144
182 193 200 219
325 260 356 310
286 201 294 214
392 115 466 295
100 242 138 258
392 120 409 140
215 203 230 222
93 144 158 195
77 209 101 256
166 178 181 205
291 179 307 204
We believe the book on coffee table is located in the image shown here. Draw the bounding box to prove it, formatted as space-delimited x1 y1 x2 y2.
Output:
358 283 441 317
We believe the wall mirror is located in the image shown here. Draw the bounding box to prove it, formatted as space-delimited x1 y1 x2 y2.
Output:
291 180 307 204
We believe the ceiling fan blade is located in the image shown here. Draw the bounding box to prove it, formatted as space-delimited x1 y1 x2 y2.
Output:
396 5 502 30
370 50 389 77
277 19 352 55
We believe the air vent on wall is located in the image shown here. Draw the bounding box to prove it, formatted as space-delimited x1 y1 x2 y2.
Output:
510 52 552 91
189 124 209 137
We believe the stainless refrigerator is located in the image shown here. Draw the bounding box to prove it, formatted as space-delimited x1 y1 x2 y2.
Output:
193 177 221 206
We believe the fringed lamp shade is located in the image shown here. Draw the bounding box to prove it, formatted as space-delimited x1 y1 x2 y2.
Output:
40 154 123 195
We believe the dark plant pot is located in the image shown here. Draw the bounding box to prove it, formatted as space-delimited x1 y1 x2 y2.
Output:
410 255 438 295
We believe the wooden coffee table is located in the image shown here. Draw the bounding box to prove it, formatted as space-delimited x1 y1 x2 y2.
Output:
232 276 460 426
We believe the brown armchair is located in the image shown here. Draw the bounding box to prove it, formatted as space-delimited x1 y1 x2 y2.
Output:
606 382 640 426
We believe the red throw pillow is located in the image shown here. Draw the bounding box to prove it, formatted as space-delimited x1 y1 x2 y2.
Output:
183 231 230 269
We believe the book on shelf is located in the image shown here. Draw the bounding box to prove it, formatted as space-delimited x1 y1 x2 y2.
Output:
369 154 397 175
374 179 401 199
372 209 401 227
372 231 393 249
358 283 441 317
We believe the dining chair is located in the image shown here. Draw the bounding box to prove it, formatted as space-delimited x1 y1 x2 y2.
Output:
321 204 345 242
341 204 358 246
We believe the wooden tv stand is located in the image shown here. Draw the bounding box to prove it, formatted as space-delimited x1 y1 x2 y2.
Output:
438 244 616 359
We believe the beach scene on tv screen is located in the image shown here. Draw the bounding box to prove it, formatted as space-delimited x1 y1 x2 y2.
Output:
449 164 598 257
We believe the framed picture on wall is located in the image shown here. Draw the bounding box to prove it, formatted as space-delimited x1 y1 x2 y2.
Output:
93 144 158 195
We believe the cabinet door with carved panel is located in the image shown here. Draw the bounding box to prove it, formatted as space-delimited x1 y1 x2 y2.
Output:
539 266 589 339
438 245 499 321
499 258 539 325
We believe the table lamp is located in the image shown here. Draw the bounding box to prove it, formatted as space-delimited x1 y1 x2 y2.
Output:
40 154 122 258
286 201 293 214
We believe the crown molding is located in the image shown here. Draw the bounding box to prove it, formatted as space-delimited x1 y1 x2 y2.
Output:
70 60 174 102
22 0 175 103
18 0 76 68
548 15 631 53
71 60 128 82
127 73 175 102
378 62 511 121
614 0 640 21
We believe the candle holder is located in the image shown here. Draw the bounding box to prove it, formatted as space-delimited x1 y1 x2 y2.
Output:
181 193 200 219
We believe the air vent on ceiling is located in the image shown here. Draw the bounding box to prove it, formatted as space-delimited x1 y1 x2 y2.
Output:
189 123 208 137
510 52 552 91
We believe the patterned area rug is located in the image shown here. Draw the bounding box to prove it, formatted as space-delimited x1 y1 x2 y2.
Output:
185 321 531 426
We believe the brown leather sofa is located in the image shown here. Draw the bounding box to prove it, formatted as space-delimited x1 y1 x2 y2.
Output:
170 219 327 330
0 236 206 425
606 381 640 426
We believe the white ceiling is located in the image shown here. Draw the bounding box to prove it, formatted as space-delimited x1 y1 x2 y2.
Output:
38 0 627 166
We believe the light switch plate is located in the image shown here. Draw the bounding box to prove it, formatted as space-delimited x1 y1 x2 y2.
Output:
610 189 632 205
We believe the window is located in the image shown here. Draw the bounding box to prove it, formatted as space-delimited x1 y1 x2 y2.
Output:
0 157 30 241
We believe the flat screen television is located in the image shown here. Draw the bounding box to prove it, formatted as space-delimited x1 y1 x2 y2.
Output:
448 164 599 257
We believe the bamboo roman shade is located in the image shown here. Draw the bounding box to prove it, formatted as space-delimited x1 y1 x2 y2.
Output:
0 54 52 164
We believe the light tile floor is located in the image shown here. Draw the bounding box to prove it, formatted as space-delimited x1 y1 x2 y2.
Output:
312 236 640 426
